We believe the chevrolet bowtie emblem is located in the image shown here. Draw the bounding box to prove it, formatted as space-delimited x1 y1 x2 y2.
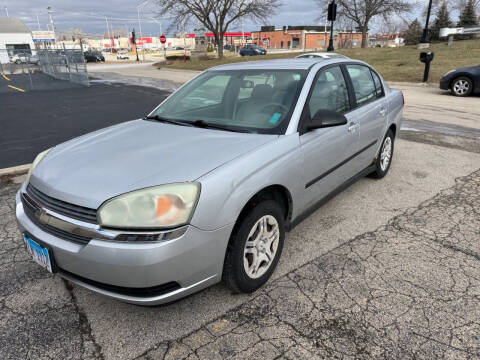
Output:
36 208 49 224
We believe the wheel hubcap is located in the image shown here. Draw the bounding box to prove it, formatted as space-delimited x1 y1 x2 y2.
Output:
454 80 469 95
380 137 392 172
243 215 279 279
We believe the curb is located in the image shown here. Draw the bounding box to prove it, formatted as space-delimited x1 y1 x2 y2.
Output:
0 164 30 177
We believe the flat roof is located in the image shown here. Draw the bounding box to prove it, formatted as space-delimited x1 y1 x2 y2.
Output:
0 18 30 34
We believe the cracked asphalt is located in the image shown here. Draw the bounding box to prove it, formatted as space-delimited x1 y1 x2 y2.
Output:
1 138 479 359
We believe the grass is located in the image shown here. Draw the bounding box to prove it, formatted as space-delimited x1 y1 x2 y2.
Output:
158 39 480 83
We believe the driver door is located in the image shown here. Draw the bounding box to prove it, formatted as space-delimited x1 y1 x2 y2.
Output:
299 65 360 209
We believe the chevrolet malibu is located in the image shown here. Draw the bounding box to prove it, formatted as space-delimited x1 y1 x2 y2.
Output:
16 59 404 305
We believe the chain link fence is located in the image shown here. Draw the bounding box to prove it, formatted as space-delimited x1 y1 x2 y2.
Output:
37 45 89 86
0 45 89 87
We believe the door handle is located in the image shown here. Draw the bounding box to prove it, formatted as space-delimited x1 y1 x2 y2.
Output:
348 122 358 133
380 108 387 116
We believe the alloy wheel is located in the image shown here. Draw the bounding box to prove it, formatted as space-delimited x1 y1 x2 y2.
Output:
380 137 392 172
453 80 470 96
243 215 279 279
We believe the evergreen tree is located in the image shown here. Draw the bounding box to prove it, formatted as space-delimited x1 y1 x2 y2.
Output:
401 19 423 45
458 0 479 27
432 2 453 40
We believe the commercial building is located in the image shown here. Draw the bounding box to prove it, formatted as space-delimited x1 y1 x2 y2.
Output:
369 33 404 47
252 26 365 50
0 17 35 63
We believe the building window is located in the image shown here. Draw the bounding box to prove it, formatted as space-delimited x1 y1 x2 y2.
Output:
6 44 31 56
287 41 291 48
280 41 284 49
292 38 299 48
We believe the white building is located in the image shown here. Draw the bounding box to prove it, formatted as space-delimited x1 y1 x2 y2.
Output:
0 17 35 63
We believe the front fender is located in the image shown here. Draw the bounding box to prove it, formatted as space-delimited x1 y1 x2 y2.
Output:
190 134 304 231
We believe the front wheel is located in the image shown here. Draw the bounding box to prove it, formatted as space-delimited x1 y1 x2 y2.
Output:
223 200 285 293
451 76 473 97
370 129 394 179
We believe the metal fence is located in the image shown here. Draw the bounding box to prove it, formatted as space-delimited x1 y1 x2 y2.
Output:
0 45 89 87
37 45 89 86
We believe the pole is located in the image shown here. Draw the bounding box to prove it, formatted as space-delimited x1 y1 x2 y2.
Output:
183 21 187 62
36 14 41 30
4 6 8 17
421 0 433 43
242 17 245 46
47 7 55 33
327 20 335 51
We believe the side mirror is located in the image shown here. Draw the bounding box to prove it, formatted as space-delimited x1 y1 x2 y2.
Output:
307 109 347 130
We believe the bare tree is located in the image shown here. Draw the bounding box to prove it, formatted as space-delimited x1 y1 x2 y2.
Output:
316 0 411 47
155 0 280 58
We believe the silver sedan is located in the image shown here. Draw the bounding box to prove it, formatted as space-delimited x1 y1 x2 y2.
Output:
16 58 404 305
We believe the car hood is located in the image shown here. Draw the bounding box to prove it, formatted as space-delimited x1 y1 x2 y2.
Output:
445 65 480 76
31 120 275 209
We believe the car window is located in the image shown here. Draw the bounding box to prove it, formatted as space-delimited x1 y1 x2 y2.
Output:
178 74 230 111
346 65 377 106
307 66 350 116
370 70 384 97
154 70 307 134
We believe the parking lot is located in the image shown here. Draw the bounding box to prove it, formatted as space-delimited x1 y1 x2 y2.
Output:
1 66 479 359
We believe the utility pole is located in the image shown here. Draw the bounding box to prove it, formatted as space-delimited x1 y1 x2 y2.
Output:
47 7 55 33
4 6 8 17
242 17 245 46
105 17 111 50
420 0 434 43
36 14 41 30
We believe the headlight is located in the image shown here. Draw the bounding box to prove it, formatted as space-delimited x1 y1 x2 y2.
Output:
98 183 200 229
444 69 456 76
26 148 51 184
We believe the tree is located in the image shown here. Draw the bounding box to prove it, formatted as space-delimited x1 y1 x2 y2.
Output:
401 18 422 45
431 2 453 40
316 0 411 48
155 0 280 58
458 0 479 27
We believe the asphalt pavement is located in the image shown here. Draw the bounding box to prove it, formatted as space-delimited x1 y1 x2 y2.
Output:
1 65 480 359
0 73 169 168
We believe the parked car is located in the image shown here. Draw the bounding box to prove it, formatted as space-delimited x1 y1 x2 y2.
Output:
16 58 403 305
10 53 39 65
440 65 480 97
296 52 348 59
84 50 105 62
116 51 129 60
240 44 267 56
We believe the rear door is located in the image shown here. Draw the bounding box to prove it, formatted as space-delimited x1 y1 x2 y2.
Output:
345 64 387 169
299 65 359 209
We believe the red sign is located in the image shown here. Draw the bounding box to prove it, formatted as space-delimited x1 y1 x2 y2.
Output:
136 37 152 45
160 34 166 44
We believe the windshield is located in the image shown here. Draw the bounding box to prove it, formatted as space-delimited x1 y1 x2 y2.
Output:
150 69 307 134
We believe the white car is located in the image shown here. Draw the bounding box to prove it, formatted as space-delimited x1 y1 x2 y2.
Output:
296 52 348 60
116 52 129 60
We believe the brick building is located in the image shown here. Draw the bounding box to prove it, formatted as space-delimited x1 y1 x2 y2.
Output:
251 26 365 50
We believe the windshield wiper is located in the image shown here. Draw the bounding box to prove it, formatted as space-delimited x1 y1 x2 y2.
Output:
144 115 191 127
190 119 247 133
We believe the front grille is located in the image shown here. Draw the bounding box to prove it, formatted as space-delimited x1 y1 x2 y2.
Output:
26 184 97 224
59 267 181 298
21 194 91 245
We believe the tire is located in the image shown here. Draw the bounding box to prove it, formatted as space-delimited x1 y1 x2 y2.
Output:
223 200 285 293
370 129 395 179
451 76 473 97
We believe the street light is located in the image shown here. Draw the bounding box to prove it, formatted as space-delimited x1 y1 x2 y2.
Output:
137 0 152 61
421 0 434 43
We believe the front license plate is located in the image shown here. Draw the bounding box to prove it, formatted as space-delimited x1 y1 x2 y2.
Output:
23 234 52 273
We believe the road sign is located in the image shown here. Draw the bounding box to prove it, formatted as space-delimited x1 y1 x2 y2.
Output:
160 34 166 44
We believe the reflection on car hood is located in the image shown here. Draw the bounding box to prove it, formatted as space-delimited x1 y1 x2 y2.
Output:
31 120 275 209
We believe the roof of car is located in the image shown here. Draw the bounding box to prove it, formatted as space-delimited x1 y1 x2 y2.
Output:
210 58 347 71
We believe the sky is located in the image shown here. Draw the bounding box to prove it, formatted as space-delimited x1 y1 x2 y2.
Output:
2 0 328 36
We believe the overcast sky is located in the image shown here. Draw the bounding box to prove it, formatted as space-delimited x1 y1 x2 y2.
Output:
2 0 425 36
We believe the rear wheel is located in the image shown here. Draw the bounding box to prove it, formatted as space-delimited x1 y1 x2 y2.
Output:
223 200 285 293
451 76 473 97
370 129 394 179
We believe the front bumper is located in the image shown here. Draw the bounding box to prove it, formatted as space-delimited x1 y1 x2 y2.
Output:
439 77 451 90
15 188 233 305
